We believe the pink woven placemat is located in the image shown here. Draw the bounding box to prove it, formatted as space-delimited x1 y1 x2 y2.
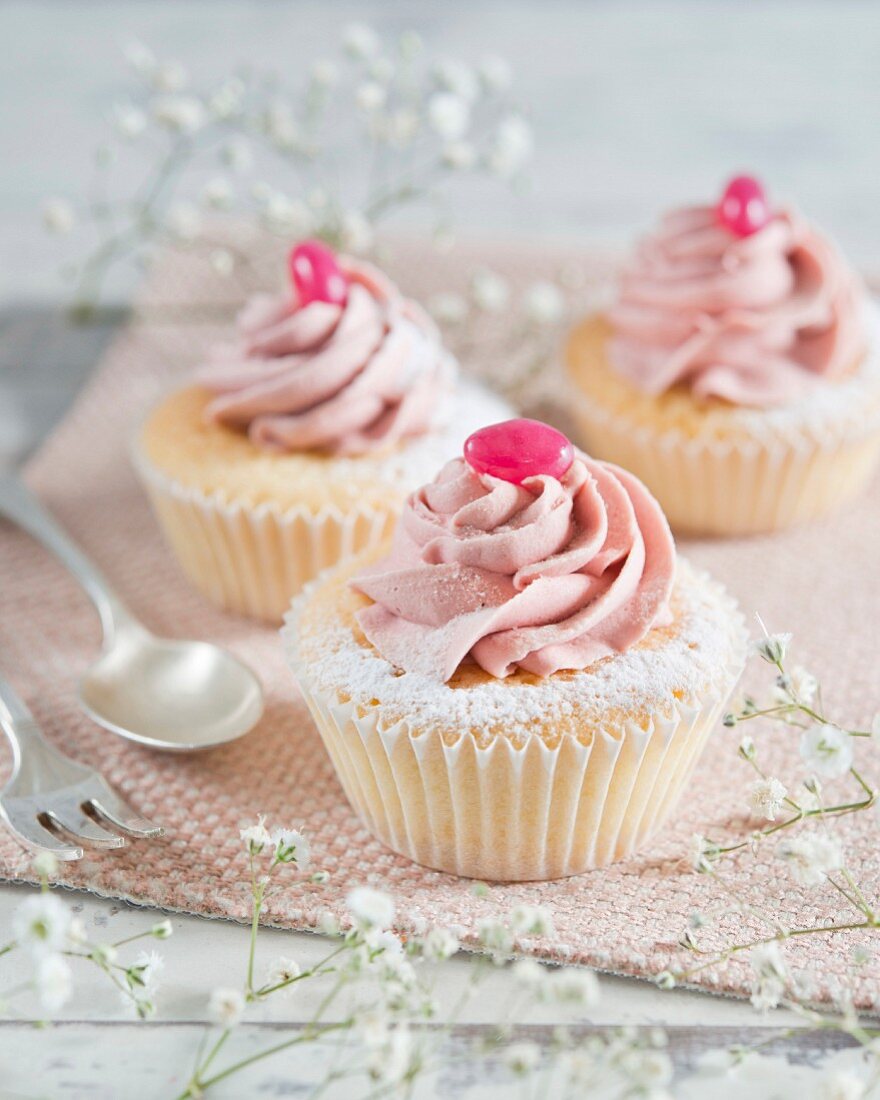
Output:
2 238 879 1007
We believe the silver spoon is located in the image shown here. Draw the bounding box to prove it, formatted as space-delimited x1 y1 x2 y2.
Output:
0 472 264 752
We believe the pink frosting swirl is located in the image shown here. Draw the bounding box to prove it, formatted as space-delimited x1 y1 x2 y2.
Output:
609 206 866 406
199 259 455 454
352 452 675 682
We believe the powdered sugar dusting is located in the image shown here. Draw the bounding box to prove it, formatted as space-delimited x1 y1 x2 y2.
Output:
283 557 747 741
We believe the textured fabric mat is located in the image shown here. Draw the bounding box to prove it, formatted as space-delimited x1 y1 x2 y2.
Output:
2 237 880 1009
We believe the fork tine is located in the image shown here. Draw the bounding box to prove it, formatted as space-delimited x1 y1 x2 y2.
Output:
0 811 83 861
87 783 164 839
43 808 126 850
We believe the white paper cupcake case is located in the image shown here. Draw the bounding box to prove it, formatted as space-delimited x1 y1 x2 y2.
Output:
285 568 745 882
134 453 397 622
569 391 880 536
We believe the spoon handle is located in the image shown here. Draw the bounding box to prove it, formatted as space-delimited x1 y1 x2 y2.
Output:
0 472 128 644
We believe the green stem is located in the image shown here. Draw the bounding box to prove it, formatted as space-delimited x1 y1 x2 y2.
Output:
177 1020 353 1098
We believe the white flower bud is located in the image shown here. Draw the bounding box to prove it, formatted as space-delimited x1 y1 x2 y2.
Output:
427 92 470 141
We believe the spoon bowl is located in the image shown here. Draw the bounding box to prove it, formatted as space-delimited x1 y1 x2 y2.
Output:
0 472 265 753
79 625 264 751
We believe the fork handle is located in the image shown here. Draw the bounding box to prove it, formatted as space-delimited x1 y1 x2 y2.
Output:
0 472 129 645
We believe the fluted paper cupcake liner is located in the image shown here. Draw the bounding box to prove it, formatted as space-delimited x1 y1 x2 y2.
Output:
134 451 397 622
569 391 880 536
288 656 739 882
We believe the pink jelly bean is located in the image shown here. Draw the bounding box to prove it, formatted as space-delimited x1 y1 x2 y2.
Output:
464 419 574 485
288 240 349 306
716 175 772 238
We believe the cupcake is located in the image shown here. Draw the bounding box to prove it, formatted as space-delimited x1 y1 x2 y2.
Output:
284 419 745 881
136 241 511 621
566 176 880 535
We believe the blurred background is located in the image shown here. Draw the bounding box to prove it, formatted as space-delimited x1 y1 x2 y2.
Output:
4 0 880 301
2 0 879 455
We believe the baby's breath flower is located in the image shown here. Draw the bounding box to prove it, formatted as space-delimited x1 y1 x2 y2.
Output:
202 177 234 210
151 60 188 93
209 77 245 119
393 108 422 147
310 869 330 884
91 943 118 967
689 834 718 873
356 81 387 113
427 92 470 140
124 39 156 76
477 918 514 959
523 281 565 325
774 665 818 706
128 949 164 1003
487 115 533 177
548 968 600 1007
738 734 756 760
433 58 479 102
478 54 513 94
222 137 253 174
800 723 853 778
510 904 554 938
152 94 205 134
512 957 545 990
421 927 459 961
166 201 201 241
851 944 871 968
13 893 71 955
264 193 312 237
504 1041 541 1076
777 833 843 886
367 1024 414 1085
620 1048 674 1090
317 910 341 936
339 210 373 253
210 249 235 277
42 198 75 235
655 970 676 990
751 620 792 665
68 916 88 947
471 269 510 313
208 986 245 1028
35 954 72 1015
240 817 272 855
749 777 788 821
347 886 395 930
343 23 380 61
32 851 59 879
428 291 468 325
442 141 476 171
370 57 395 84
263 956 301 996
816 1071 868 1100
749 942 787 1011
111 101 148 139
151 919 173 940
271 828 310 868
310 59 338 88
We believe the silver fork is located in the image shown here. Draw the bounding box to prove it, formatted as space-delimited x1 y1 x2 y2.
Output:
0 671 163 860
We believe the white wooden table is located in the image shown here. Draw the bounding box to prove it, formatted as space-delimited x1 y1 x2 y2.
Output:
3 1 880 1093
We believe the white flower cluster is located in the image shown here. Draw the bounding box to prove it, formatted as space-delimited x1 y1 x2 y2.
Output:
4 855 172 1020
47 25 533 308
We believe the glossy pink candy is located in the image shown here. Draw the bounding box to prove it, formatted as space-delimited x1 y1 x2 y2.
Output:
717 175 771 238
464 419 574 485
288 240 349 307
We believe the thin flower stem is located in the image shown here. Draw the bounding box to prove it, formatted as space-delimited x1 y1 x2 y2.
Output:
180 1019 355 1097
255 942 348 999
